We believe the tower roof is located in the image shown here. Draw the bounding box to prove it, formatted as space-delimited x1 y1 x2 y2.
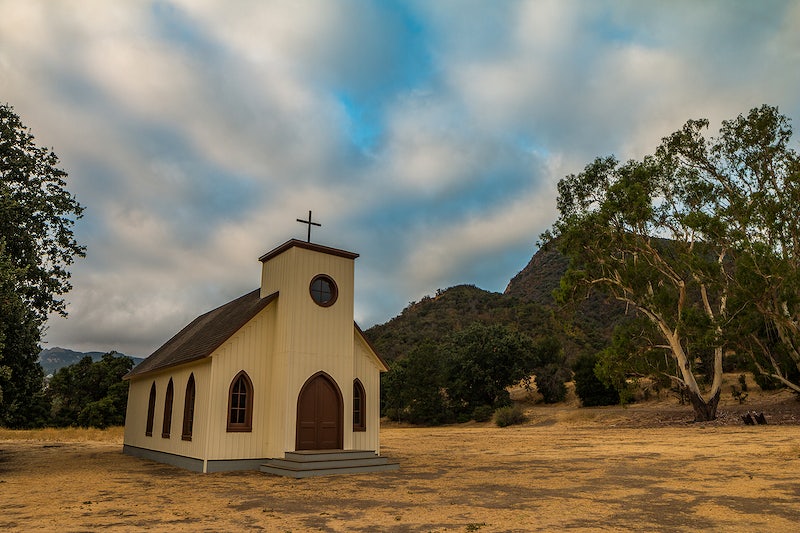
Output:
259 239 359 263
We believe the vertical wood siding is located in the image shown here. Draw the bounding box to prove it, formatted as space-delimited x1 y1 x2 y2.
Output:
205 305 276 460
261 246 358 456
123 360 211 459
352 332 383 452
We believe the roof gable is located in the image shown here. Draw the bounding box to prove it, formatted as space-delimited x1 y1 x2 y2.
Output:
125 289 277 379
355 323 389 372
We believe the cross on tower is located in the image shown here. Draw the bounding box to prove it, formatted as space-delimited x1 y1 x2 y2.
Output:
297 210 321 243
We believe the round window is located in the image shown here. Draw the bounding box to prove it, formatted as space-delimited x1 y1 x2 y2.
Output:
309 275 338 307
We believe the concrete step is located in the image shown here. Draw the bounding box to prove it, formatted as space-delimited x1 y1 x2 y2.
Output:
267 456 391 471
284 450 380 462
260 462 399 479
260 450 399 478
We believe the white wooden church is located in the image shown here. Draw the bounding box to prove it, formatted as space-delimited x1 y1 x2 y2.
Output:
122 237 397 476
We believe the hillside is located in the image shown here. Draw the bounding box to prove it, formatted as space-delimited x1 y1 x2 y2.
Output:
503 240 569 304
38 347 143 377
365 284 550 362
365 244 628 364
505 242 629 352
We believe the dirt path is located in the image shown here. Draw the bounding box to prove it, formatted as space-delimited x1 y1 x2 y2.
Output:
2 418 800 532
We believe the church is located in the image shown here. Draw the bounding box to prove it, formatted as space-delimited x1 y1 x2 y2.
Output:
122 234 396 476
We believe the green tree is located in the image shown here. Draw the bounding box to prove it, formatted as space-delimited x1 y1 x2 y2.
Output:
658 105 800 393
48 353 133 428
529 335 570 403
544 148 732 421
388 342 451 425
445 324 539 416
573 352 620 407
0 241 51 427
0 103 84 427
380 324 559 425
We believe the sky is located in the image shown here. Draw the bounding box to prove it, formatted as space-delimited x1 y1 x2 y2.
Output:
1 0 799 358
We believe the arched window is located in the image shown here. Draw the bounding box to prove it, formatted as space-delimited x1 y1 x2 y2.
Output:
145 382 156 437
162 378 174 438
227 371 253 432
353 379 366 432
182 374 196 441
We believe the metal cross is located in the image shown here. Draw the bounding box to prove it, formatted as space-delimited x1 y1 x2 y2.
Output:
297 210 321 243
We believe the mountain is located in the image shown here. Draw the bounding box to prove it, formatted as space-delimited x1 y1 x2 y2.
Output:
365 243 628 365
38 347 144 377
365 284 552 363
505 242 629 353
503 241 570 304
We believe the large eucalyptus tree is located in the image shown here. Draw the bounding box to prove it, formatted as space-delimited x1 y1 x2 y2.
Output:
659 105 800 393
545 105 800 421
543 152 731 421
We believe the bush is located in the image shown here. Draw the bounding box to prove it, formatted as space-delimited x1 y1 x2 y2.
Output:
573 353 620 407
535 364 569 403
494 405 527 427
472 404 494 422
383 407 403 422
752 371 783 391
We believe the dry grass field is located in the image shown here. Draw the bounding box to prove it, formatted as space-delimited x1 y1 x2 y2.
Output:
2 387 800 532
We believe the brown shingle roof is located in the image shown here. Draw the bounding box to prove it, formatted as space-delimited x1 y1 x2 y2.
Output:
125 289 278 379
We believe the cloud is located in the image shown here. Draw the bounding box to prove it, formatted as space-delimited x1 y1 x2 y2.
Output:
0 0 798 356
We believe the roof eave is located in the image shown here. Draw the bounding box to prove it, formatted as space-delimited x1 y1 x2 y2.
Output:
259 239 359 263
355 322 389 372
124 291 279 379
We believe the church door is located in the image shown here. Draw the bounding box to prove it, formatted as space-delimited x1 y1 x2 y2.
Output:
296 373 343 450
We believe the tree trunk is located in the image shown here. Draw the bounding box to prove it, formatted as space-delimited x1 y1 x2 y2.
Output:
687 387 720 422
660 328 724 422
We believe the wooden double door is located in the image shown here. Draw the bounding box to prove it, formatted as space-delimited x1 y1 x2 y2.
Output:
296 373 343 450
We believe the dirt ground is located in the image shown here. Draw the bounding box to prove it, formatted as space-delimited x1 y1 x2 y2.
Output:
2 388 800 532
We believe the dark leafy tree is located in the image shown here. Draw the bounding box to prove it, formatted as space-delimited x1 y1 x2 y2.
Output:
48 353 133 428
0 244 50 427
535 364 570 404
573 352 620 407
381 323 567 425
0 104 84 427
0 103 85 320
530 335 569 403
445 324 539 415
381 342 451 425
593 318 676 405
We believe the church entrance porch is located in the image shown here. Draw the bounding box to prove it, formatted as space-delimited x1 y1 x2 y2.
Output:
296 372 343 450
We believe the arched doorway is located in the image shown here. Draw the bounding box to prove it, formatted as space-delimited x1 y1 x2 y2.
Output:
296 372 343 450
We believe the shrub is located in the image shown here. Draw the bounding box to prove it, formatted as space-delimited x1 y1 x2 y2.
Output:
730 385 748 404
752 371 783 391
384 407 403 422
535 364 570 403
573 353 620 407
738 374 748 393
77 397 120 429
472 405 494 422
494 405 526 427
